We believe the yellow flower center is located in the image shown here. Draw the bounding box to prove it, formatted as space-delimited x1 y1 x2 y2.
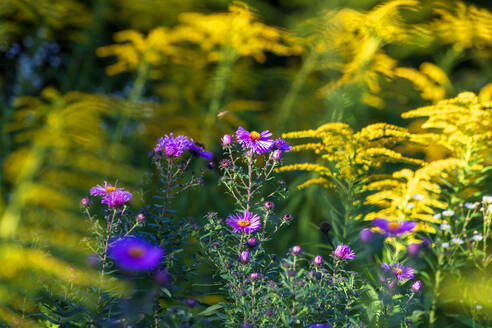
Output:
395 268 402 274
237 219 250 227
128 246 145 258
249 131 261 141
388 222 400 230
106 186 116 193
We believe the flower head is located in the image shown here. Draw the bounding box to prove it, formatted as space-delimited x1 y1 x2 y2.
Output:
108 237 163 272
333 244 355 260
412 194 424 201
442 242 449 249
465 202 477 209
411 280 422 293
188 139 213 160
442 210 455 217
391 263 414 280
235 126 274 154
90 181 121 197
313 255 323 266
472 234 483 242
102 190 132 207
482 196 492 203
271 149 283 161
372 218 415 236
247 237 257 248
440 223 450 231
272 138 292 151
81 197 90 207
155 133 190 157
226 210 261 233
407 243 420 257
292 245 302 256
451 238 463 245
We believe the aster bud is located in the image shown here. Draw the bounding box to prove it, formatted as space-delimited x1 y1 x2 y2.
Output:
155 269 171 286
185 298 198 307
250 272 259 281
319 221 331 234
220 159 230 168
136 213 145 224
247 237 257 248
422 238 431 248
281 261 290 269
239 251 250 264
388 280 396 288
411 280 422 293
287 270 297 277
360 228 374 243
282 213 293 223
291 245 302 256
207 161 216 169
222 134 233 146
272 149 282 161
313 255 323 266
263 201 274 211
407 243 420 257
81 197 90 207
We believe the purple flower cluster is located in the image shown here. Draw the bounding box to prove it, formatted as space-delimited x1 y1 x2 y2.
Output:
229 127 291 156
154 133 212 160
90 181 132 207
108 236 164 272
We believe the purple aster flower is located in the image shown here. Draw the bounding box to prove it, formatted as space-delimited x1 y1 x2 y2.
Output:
391 263 414 280
333 244 355 260
154 133 190 157
235 126 274 154
411 280 422 293
372 218 415 236
188 139 213 160
108 236 163 272
272 138 292 151
102 190 132 207
226 210 261 233
90 181 121 197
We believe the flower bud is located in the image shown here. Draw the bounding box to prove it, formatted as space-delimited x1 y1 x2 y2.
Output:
81 197 90 207
313 255 323 266
220 159 230 168
360 228 374 243
185 298 198 307
287 270 297 277
239 251 250 264
319 221 331 234
221 134 233 146
411 280 422 293
291 245 302 256
263 201 274 211
247 237 257 248
407 243 420 257
272 149 283 161
155 269 171 286
136 213 145 224
250 272 259 281
282 213 293 223
207 161 216 169
388 280 396 288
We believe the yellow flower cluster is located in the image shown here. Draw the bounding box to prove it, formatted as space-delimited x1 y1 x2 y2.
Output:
402 91 492 163
394 62 449 102
431 2 492 55
97 2 302 75
278 122 425 187
364 160 463 233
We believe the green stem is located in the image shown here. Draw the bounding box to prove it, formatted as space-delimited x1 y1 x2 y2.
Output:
429 253 443 326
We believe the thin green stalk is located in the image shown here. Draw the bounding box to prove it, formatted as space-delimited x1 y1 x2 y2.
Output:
429 252 444 326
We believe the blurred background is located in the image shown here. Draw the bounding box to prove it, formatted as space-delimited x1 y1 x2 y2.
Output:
0 0 491 325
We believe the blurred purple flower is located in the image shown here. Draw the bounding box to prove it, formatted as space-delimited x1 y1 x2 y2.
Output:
407 243 420 257
221 134 233 146
90 181 121 197
188 139 213 160
411 280 422 293
236 126 274 154
108 237 163 272
372 218 415 236
313 255 323 266
360 228 374 242
226 210 261 234
272 138 292 151
239 251 250 264
292 245 302 256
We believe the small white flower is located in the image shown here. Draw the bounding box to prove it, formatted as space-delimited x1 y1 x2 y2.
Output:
433 213 442 219
440 223 450 231
451 238 463 245
476 305 483 310
407 203 414 210
412 194 424 201
442 210 455 217
482 196 492 203
442 242 449 249
472 234 483 242
464 202 477 209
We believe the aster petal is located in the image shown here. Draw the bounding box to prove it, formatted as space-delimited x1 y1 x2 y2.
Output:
372 218 389 231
